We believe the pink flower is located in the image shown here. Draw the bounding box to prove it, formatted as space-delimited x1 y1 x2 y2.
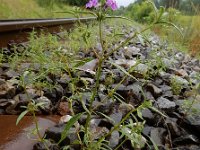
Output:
106 0 118 10
86 0 98 8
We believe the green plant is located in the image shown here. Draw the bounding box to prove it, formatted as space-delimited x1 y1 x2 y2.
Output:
0 52 3 65
181 79 200 118
170 76 184 95
144 48 168 79
16 100 50 149
13 0 182 149
58 1 177 149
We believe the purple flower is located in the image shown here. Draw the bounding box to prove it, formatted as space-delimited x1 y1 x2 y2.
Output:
106 0 118 10
86 0 98 8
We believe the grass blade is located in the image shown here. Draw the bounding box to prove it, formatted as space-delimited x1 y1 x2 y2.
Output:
16 110 29 125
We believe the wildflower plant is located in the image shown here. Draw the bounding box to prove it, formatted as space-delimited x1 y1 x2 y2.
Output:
53 0 182 149
16 0 182 149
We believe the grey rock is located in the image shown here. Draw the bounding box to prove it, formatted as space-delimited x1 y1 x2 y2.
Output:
35 96 52 113
134 63 149 75
146 83 162 98
91 127 109 140
109 131 120 148
184 115 200 134
191 58 199 66
0 99 14 107
0 79 15 99
119 103 135 116
156 97 176 112
165 118 181 137
33 140 60 150
142 108 154 122
78 59 98 71
150 127 166 146
90 118 102 128
14 93 37 103
114 59 137 68
173 145 200 150
175 52 185 61
109 111 123 124
3 70 19 79
142 126 153 136
144 91 155 101
94 99 114 115
19 63 31 71
154 77 163 85
0 63 10 70
171 75 189 87
159 71 171 79
189 71 200 85
174 69 189 77
149 35 160 44
45 124 78 146
57 74 70 88
43 88 57 102
127 82 143 102
173 134 200 145
55 84 64 99
123 46 141 59
162 58 173 68
114 82 142 103
59 115 72 124
160 85 173 98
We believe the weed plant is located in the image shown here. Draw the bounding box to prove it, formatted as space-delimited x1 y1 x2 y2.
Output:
15 0 182 149
170 76 183 95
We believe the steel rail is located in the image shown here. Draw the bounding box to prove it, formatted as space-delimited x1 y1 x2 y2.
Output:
0 17 95 48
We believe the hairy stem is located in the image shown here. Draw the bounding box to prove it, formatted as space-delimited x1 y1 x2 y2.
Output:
33 111 50 150
84 19 105 142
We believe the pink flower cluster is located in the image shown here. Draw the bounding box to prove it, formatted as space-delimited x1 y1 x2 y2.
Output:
86 0 118 10
86 0 98 8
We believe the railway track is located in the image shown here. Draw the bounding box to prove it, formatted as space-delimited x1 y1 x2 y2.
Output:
0 17 95 48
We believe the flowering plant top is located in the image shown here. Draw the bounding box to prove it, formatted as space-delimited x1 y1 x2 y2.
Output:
86 0 118 10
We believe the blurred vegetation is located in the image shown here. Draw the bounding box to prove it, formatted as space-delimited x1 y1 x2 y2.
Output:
0 0 75 19
62 0 88 6
36 0 88 7
115 0 200 57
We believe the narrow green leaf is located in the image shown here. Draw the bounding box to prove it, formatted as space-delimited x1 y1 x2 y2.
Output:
80 99 90 114
137 109 143 120
150 107 168 118
137 34 145 45
58 113 82 144
74 57 93 68
147 0 158 21
157 6 165 21
107 60 138 81
97 112 115 124
147 135 159 150
16 110 29 125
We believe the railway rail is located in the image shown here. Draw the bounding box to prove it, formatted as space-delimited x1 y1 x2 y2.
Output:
0 17 95 48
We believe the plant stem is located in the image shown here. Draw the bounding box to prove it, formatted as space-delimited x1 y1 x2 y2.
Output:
97 108 137 145
33 111 50 150
114 138 127 150
32 111 42 140
84 18 105 143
